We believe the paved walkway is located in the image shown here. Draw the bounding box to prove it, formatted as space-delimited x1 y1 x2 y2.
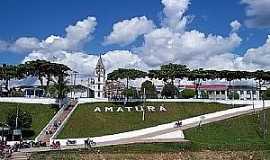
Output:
9 152 29 160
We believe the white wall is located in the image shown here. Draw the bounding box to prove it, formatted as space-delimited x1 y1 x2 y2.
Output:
0 97 57 104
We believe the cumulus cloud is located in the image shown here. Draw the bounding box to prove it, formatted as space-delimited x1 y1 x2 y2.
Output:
0 17 97 54
2 0 270 78
104 16 156 46
136 28 242 69
242 0 270 28
230 20 241 32
161 0 191 32
242 35 270 69
23 50 148 77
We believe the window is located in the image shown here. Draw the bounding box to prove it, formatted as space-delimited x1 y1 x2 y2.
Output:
221 91 225 94
98 84 100 90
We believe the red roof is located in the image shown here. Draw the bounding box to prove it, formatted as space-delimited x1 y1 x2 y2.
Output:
180 84 227 91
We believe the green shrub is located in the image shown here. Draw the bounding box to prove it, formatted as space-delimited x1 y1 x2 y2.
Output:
228 92 239 100
181 89 195 99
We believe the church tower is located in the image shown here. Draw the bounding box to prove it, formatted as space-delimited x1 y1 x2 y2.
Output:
94 54 106 98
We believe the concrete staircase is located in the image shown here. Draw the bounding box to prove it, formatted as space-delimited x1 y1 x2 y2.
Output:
35 99 78 144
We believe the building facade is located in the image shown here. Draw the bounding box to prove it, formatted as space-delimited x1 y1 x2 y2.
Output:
104 80 125 99
180 84 260 100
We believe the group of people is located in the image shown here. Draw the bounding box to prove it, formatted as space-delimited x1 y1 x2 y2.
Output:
45 120 62 135
0 140 19 159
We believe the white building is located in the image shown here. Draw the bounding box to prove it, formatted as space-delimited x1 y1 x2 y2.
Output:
94 55 106 98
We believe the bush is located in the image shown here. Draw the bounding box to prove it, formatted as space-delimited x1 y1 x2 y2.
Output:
181 89 196 99
161 83 179 99
263 89 270 100
228 92 239 100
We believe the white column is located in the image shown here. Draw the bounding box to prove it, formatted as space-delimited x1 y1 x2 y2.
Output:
244 90 247 101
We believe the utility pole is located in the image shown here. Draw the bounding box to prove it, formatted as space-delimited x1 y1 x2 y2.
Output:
142 88 146 121
261 85 267 140
73 71 77 100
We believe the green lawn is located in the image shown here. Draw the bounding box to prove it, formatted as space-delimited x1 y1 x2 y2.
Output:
185 109 270 150
0 102 56 139
58 102 228 138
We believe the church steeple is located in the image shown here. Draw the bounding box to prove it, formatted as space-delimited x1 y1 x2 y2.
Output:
94 54 106 98
96 54 105 74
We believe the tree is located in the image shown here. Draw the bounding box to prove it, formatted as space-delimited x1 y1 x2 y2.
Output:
140 80 157 99
122 87 138 98
187 68 208 99
24 60 49 87
107 68 147 99
181 89 195 99
0 64 18 93
51 63 71 99
149 63 189 85
6 108 32 129
161 83 179 99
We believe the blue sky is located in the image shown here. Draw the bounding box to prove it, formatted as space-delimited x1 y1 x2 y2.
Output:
0 0 270 73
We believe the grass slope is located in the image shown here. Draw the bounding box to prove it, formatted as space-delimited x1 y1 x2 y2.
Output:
58 102 227 138
0 102 56 139
185 109 270 150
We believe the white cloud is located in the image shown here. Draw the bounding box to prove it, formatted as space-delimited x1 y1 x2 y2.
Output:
161 0 191 32
11 37 40 52
23 50 148 77
136 28 242 69
104 16 156 46
242 35 270 69
1 17 97 54
230 20 241 32
241 0 270 28
2 0 270 78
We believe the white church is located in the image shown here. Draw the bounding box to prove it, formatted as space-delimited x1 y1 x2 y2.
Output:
93 54 106 98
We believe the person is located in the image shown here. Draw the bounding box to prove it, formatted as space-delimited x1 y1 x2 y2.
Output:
175 120 182 128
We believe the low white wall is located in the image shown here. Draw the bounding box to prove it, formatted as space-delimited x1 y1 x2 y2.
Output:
78 98 268 106
0 97 57 104
146 99 268 105
78 98 108 104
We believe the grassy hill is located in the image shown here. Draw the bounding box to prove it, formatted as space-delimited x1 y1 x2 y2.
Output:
58 102 228 138
0 102 56 139
185 109 270 150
